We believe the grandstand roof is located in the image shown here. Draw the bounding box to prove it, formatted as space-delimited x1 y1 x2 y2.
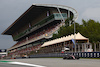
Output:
41 32 89 47
2 4 78 35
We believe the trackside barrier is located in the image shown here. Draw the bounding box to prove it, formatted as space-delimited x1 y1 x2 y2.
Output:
29 52 100 58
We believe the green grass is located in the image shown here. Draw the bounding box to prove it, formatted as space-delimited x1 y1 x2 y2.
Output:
81 58 100 59
0 60 12 63
38 56 100 59
31 57 62 58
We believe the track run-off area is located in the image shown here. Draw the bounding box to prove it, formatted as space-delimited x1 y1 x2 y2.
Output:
0 58 100 67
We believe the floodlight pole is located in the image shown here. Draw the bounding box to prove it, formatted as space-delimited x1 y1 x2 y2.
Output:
74 21 76 53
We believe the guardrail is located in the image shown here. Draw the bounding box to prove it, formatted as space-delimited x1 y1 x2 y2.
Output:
29 52 100 58
5 52 100 59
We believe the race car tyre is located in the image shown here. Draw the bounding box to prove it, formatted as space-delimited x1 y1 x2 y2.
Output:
63 57 66 59
75 55 80 59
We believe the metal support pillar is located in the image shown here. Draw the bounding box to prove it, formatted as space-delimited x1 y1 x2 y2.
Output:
74 21 76 52
82 44 84 52
90 44 92 49
85 44 87 52
64 41 65 47
94 43 96 52
69 41 70 53
72 44 73 55
68 10 71 26
99 42 100 51
68 10 70 18
78 44 80 52
57 7 65 23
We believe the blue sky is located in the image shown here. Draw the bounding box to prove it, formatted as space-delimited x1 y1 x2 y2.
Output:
0 0 100 49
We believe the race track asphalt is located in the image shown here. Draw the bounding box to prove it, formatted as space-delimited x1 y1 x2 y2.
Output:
1 58 100 67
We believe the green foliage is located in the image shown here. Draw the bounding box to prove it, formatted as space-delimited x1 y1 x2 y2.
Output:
65 16 74 26
52 19 100 43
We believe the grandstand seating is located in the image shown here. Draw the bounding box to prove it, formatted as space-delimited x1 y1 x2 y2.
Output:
8 44 41 57
13 22 63 47
8 22 65 57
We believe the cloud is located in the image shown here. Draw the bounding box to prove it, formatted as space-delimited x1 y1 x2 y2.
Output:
1 0 100 49
82 7 100 21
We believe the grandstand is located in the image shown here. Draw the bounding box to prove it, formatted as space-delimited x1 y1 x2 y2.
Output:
2 4 78 58
39 32 92 54
0 49 7 59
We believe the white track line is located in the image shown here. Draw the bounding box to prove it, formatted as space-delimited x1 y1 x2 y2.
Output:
8 62 46 67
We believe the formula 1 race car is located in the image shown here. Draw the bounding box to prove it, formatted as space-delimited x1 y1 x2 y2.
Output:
62 47 80 60
22 54 28 58
63 54 80 60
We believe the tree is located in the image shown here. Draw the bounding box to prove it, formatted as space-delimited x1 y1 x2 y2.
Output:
52 19 100 43
80 19 100 42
